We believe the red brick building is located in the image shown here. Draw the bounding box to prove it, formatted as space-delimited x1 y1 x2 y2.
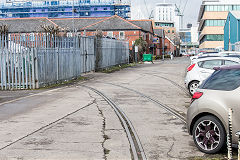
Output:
164 36 177 55
153 28 165 57
78 15 154 53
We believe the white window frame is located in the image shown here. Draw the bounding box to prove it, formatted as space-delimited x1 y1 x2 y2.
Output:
107 31 113 38
119 31 125 40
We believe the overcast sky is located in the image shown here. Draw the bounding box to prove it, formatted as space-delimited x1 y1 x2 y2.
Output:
130 0 202 27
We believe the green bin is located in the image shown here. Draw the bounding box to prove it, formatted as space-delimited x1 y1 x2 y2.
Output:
143 54 153 62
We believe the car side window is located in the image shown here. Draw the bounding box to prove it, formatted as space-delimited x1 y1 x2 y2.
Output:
201 60 222 69
224 60 239 66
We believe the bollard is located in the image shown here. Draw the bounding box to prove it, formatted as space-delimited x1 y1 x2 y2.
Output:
236 131 240 160
228 108 233 160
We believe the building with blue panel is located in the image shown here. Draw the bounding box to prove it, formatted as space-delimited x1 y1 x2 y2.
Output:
224 11 240 51
0 0 130 19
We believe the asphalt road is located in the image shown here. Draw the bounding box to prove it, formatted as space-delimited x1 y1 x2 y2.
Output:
0 57 206 160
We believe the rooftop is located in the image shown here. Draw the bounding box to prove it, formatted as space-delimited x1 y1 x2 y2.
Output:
0 17 57 33
0 15 153 33
230 11 240 19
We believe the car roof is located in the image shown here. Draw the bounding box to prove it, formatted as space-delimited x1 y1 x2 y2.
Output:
214 64 240 70
197 56 220 59
219 51 240 54
203 52 218 54
194 56 240 62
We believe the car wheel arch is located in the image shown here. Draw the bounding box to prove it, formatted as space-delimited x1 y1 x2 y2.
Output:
188 80 200 89
190 112 227 136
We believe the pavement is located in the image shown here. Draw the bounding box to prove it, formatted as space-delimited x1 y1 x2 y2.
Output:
0 57 206 160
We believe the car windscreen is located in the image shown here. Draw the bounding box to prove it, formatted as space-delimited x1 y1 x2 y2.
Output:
200 69 240 91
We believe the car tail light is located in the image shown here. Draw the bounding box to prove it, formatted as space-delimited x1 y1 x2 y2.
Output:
187 64 195 72
191 92 203 103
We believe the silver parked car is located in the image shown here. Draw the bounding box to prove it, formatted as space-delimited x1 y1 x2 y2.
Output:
187 65 240 154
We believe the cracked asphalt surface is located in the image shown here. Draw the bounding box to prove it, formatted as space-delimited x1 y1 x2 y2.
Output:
0 57 206 159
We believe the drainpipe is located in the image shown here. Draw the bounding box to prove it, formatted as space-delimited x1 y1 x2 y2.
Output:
237 20 239 51
229 17 231 51
237 20 239 42
162 29 165 60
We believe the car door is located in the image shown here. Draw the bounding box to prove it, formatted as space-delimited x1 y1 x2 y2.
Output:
231 88 240 144
198 60 222 81
218 70 240 144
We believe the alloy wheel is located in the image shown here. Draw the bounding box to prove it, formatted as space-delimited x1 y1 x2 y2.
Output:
194 120 221 151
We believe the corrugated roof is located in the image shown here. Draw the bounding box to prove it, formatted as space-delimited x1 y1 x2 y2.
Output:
0 17 57 33
82 15 141 31
130 20 153 33
230 11 240 19
51 18 105 31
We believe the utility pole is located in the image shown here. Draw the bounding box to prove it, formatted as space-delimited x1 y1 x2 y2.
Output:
72 0 75 36
162 29 165 60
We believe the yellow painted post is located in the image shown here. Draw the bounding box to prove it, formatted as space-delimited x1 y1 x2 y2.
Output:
228 108 233 160
236 131 240 160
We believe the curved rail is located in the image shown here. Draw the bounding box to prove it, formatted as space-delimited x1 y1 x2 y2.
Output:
97 82 187 124
150 74 190 96
0 101 95 151
81 85 147 160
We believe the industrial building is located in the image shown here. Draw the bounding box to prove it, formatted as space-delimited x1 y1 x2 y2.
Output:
224 11 240 51
0 0 130 19
198 0 240 52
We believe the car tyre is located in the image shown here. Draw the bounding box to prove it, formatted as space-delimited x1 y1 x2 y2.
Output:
189 81 199 96
192 115 226 154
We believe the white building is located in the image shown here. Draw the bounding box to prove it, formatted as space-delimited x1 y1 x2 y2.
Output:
154 3 180 31
191 27 198 43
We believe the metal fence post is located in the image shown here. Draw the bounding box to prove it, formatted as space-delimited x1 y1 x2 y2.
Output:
228 108 233 160
236 131 240 160
34 48 39 89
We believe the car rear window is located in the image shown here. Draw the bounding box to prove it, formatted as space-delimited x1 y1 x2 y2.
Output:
201 69 240 91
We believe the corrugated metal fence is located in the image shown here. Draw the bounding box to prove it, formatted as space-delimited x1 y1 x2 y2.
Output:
0 34 129 90
96 38 129 69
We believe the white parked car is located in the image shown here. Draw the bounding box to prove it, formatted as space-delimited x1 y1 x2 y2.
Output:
190 52 219 62
190 51 240 64
185 57 240 95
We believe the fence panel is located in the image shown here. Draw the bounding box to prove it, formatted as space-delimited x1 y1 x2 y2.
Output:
1 34 129 90
0 36 36 90
96 38 129 69
36 36 95 87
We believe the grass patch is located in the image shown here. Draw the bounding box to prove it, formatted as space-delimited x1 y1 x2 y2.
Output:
104 148 110 155
103 135 110 140
99 63 136 73
39 76 89 89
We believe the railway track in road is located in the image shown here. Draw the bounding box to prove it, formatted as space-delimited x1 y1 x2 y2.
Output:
95 82 187 124
81 85 147 160
139 70 190 96
0 85 147 160
149 74 190 97
0 100 95 151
